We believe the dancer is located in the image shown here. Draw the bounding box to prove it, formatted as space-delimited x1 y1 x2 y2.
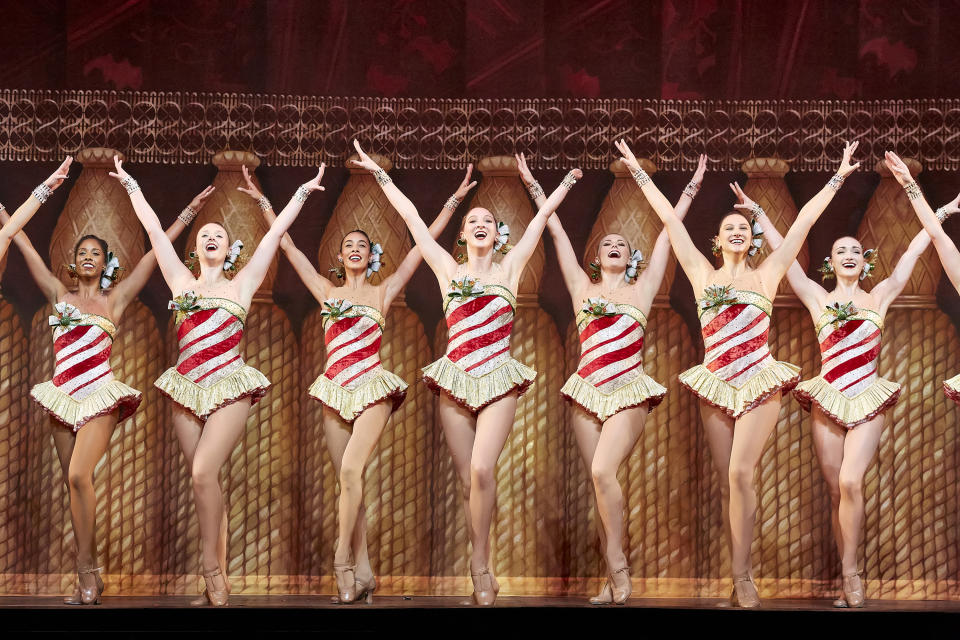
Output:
245 163 473 603
352 140 579 605
621 138 860 607
890 150 960 404
111 156 323 606
3 177 212 606
756 159 942 607
0 157 72 260
516 152 705 603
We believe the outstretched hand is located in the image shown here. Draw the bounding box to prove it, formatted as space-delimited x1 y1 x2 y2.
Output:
302 163 327 192
614 139 641 173
515 152 535 185
837 140 861 177
691 154 708 184
884 150 913 186
44 156 73 190
453 164 477 200
107 155 130 181
350 140 381 173
729 181 758 212
236 165 263 200
188 185 216 211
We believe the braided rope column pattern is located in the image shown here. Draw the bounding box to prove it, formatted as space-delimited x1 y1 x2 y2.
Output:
0 299 29 591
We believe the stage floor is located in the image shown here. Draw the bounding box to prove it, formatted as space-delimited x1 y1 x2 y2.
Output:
2 595 958 634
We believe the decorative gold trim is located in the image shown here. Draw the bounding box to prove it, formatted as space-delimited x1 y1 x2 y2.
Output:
679 361 800 418
793 375 900 428
697 289 772 319
815 307 883 335
154 365 269 420
30 379 141 431
321 303 385 331
308 370 407 423
422 356 535 413
560 372 666 422
442 284 517 313
575 302 647 331
175 297 247 327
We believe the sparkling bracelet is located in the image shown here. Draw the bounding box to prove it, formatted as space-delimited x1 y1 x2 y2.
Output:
632 167 651 188
444 194 461 211
0 202 5 213
373 168 392 186
293 185 311 203
749 202 766 220
904 180 922 200
827 173 845 191
120 176 140 195
936 206 953 223
178 205 197 225
256 196 272 211
32 183 54 203
560 170 578 190
526 180 545 200
682 180 701 199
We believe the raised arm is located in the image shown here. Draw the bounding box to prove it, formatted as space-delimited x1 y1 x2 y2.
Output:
233 164 326 303
109 156 196 293
754 140 860 288
886 150 960 291
615 139 713 290
872 227 934 312
743 183 826 312
516 152 591 301
382 164 476 306
245 166 335 304
0 210 66 304
502 168 582 287
109 186 215 316
351 140 458 283
0 157 72 260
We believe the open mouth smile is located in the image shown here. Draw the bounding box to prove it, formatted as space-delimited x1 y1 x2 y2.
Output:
348 255 362 262
842 260 857 268
608 250 621 259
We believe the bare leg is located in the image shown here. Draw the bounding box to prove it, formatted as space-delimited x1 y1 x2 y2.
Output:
468 393 518 572
437 395 478 547
52 424 82 602
569 408 607 571
67 413 118 591
727 394 781 577
591 405 648 572
837 413 884 575
700 403 735 561
189 399 250 587
810 407 845 568
331 402 392 574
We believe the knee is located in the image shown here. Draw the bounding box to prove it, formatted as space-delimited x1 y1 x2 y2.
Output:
590 460 617 490
728 464 754 493
470 461 496 491
67 467 90 493
339 464 363 491
191 459 218 490
838 470 863 499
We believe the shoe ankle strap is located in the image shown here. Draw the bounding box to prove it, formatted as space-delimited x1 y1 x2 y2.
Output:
203 567 223 579
78 566 102 575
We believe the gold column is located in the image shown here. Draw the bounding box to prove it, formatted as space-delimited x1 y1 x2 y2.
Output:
22 147 167 594
855 159 960 599
297 154 435 595
432 156 565 594
742 158 822 597
168 151 300 593
565 159 700 596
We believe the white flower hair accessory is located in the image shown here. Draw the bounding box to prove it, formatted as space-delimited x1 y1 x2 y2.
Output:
48 301 82 328
100 251 122 289
747 218 765 257
625 249 644 282
367 242 384 278
224 240 243 272
494 222 511 253
860 248 878 281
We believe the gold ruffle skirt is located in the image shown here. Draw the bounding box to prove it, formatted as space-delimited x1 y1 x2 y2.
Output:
793 375 900 429
423 355 536 413
31 379 142 432
308 370 408 423
155 365 270 421
679 360 800 419
561 372 666 422
943 373 960 406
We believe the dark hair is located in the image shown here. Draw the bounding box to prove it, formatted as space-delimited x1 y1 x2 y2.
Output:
717 210 753 234
341 229 371 249
74 234 108 261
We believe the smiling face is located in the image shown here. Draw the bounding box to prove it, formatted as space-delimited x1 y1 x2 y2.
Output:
73 236 107 279
830 236 864 280
460 207 497 250
195 223 229 265
717 212 753 256
339 230 371 271
596 233 631 270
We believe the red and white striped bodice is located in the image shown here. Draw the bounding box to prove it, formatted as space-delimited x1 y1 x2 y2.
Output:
814 307 882 397
51 313 118 400
699 289 775 388
322 301 386 390
174 298 247 389
443 285 516 377
575 303 647 394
